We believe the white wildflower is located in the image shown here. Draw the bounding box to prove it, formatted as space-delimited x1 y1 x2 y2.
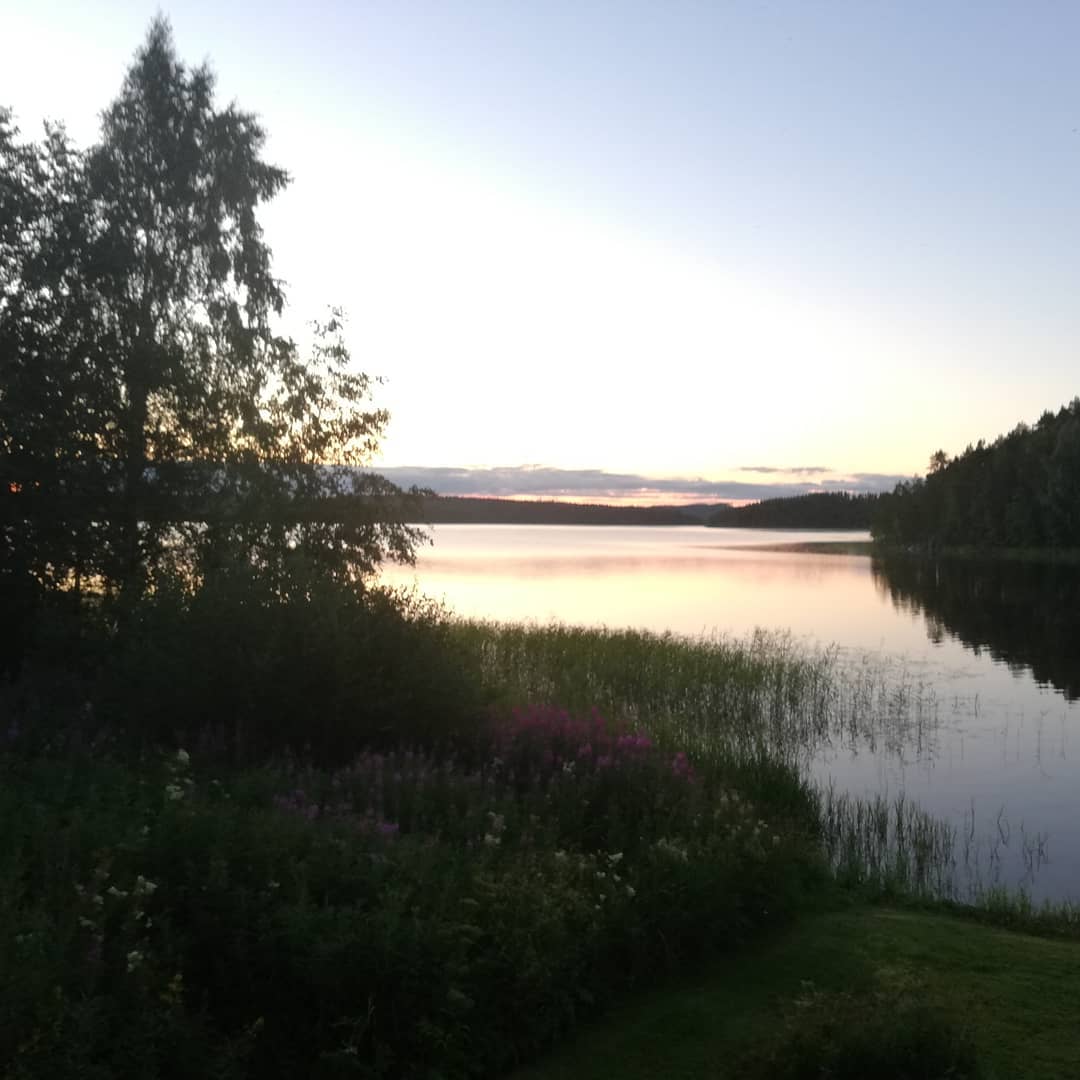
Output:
133 876 157 897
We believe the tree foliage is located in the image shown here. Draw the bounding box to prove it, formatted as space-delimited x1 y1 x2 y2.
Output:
707 491 881 530
871 399 1080 550
1 17 421 598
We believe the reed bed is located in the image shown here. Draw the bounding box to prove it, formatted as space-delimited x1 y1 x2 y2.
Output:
451 620 942 767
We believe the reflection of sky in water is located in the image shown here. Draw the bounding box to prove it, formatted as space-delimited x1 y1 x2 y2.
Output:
381 524 1080 902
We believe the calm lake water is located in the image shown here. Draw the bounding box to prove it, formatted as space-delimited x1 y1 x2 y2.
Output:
382 524 1080 903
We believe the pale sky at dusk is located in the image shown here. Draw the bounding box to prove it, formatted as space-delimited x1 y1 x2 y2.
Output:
5 1 1079 501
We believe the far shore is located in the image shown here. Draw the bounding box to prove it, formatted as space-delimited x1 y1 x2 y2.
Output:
728 539 874 557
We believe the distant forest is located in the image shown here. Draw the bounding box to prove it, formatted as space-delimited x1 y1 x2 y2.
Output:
707 492 881 529
407 496 712 526
871 398 1080 549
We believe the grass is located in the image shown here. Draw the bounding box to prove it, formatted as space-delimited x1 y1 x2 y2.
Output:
513 904 1080 1080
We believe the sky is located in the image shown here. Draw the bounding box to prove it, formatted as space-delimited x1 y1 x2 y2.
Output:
5 1 1079 503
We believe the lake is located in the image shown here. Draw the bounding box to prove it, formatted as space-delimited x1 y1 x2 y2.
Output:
382 524 1080 903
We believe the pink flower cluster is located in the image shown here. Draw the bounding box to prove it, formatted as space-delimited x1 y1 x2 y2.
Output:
492 705 695 783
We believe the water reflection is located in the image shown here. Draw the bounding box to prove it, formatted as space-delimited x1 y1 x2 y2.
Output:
871 555 1080 701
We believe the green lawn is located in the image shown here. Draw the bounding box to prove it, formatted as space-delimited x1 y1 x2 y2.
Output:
514 905 1080 1079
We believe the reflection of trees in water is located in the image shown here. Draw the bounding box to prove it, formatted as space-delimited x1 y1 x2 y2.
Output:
871 556 1080 701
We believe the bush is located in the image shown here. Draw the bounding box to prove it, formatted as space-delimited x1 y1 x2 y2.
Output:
737 988 986 1079
1 707 828 1078
10 572 484 764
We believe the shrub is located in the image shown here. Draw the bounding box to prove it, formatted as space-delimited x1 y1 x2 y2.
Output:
11 573 484 764
737 988 986 1079
2 707 828 1078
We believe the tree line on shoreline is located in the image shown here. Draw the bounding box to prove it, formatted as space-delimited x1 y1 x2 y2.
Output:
707 491 881 530
871 398 1080 551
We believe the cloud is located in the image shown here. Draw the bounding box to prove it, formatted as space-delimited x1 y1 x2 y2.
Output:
736 465 833 475
374 465 905 503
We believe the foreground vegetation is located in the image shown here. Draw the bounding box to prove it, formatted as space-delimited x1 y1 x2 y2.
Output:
3 602 829 1078
6 592 1079 1079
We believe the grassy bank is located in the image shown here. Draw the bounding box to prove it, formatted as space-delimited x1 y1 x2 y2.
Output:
513 905 1080 1080
2 614 1071 1077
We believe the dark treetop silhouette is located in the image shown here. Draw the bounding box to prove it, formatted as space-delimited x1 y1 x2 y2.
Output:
0 17 421 601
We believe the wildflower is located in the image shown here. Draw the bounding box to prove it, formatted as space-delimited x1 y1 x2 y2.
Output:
625 885 636 898
126 949 144 973
133 875 157 897
377 821 400 837
78 916 95 929
608 852 623 865
106 885 129 899
164 783 184 802
176 749 190 766
554 850 567 861
483 833 500 847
